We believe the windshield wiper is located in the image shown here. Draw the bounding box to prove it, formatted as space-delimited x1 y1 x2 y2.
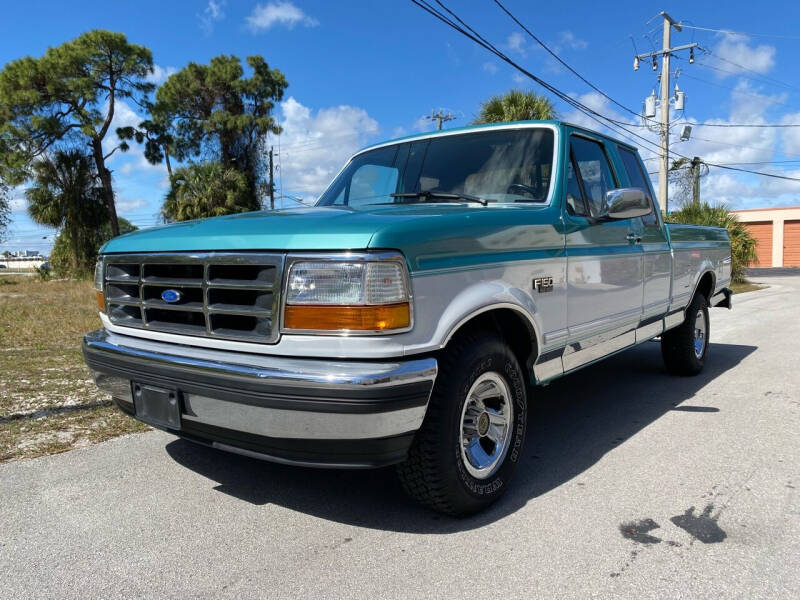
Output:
390 191 488 206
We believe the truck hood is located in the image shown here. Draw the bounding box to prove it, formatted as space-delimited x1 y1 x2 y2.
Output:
101 203 561 272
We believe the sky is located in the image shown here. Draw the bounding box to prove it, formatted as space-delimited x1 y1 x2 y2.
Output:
2 0 800 254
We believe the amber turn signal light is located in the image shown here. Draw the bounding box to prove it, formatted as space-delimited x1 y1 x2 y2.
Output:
284 303 410 332
96 290 106 312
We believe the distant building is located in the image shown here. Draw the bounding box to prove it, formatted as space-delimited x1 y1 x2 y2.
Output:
0 254 48 270
732 207 800 268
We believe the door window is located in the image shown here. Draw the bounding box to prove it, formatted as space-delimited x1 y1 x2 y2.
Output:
348 164 399 206
570 136 617 218
618 146 657 227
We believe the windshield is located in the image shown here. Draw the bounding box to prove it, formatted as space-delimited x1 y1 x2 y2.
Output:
316 128 555 207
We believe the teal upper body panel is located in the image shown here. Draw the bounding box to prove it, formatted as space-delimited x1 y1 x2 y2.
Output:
101 202 566 273
101 206 382 254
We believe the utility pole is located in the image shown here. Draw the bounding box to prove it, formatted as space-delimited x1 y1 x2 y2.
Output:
634 12 697 215
425 109 455 130
268 146 275 211
658 14 673 215
691 156 701 205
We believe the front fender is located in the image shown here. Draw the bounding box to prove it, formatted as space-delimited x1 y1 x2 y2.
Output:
428 279 540 349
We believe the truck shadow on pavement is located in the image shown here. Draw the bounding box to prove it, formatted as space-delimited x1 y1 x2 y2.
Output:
165 341 756 533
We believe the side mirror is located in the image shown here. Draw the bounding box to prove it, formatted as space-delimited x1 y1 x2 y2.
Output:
603 188 652 219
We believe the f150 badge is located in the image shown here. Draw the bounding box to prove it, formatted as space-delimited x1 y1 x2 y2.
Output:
533 277 554 293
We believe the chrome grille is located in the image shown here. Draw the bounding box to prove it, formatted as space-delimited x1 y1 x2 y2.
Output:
102 253 284 343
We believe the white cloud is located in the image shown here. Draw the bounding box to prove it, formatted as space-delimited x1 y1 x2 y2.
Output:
147 64 177 85
482 62 498 74
273 97 379 202
116 197 148 214
412 115 437 133
559 31 587 50
198 0 226 34
676 82 782 168
712 33 776 77
9 196 26 213
780 112 800 155
247 2 318 32
512 73 527 85
506 32 527 55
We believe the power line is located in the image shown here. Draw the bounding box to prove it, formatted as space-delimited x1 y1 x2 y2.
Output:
411 0 670 159
706 162 800 182
413 1 800 189
682 121 800 128
492 0 655 125
651 162 800 182
695 60 795 93
679 72 790 106
714 159 800 166
681 24 800 41
710 54 798 91
689 134 775 153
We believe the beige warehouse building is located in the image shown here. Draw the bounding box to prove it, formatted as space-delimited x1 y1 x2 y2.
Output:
732 207 800 268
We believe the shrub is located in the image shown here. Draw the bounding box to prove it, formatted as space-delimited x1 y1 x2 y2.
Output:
50 217 137 279
666 203 756 284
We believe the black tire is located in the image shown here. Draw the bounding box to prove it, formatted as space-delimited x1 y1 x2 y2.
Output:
661 293 709 376
396 330 527 516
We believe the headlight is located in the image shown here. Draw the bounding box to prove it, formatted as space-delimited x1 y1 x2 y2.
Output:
283 256 411 333
94 258 106 312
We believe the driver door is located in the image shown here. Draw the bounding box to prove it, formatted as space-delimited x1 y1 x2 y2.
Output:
562 133 644 371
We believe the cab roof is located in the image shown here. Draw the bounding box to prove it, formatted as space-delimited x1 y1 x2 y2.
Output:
354 119 639 157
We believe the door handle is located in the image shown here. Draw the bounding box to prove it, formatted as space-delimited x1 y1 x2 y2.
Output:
626 233 642 244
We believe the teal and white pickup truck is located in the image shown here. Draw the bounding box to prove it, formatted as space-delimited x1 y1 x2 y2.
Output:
83 120 732 515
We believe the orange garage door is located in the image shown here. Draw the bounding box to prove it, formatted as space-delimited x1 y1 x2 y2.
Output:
745 222 772 267
784 220 800 267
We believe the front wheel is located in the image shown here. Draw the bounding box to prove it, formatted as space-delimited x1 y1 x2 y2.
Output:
661 294 709 376
396 331 527 516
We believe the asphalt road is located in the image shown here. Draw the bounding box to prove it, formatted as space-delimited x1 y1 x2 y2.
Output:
2 274 799 599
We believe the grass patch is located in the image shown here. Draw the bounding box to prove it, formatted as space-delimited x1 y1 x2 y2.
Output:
730 281 767 294
0 277 148 463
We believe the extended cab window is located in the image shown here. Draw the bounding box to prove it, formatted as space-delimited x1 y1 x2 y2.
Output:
565 152 588 216
570 136 617 218
618 146 657 227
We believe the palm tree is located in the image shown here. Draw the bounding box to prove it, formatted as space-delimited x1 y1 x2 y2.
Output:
26 150 107 272
473 89 557 124
162 162 257 222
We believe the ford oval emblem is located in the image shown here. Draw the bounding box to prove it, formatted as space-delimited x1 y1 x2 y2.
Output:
161 289 182 304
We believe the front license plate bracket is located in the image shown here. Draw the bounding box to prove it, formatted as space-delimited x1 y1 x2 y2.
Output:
133 383 181 430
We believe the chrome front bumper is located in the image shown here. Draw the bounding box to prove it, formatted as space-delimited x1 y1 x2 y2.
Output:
83 329 437 468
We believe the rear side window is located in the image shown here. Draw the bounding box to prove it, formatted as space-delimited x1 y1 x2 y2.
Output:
565 153 587 216
618 146 657 227
570 136 617 218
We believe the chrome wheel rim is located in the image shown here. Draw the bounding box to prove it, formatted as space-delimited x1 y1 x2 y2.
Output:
693 309 707 358
459 372 514 480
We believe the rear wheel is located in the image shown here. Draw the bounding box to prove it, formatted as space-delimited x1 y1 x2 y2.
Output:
661 293 709 376
396 331 527 516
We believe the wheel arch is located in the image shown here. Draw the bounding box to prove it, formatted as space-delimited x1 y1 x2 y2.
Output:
441 304 540 376
692 269 716 304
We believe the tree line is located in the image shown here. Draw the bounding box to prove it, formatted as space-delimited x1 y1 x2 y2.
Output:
0 30 287 276
1 30 754 283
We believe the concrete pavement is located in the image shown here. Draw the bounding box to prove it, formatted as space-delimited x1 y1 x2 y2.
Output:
1 274 798 599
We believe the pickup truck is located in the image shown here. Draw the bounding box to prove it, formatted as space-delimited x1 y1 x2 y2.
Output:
83 120 732 516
